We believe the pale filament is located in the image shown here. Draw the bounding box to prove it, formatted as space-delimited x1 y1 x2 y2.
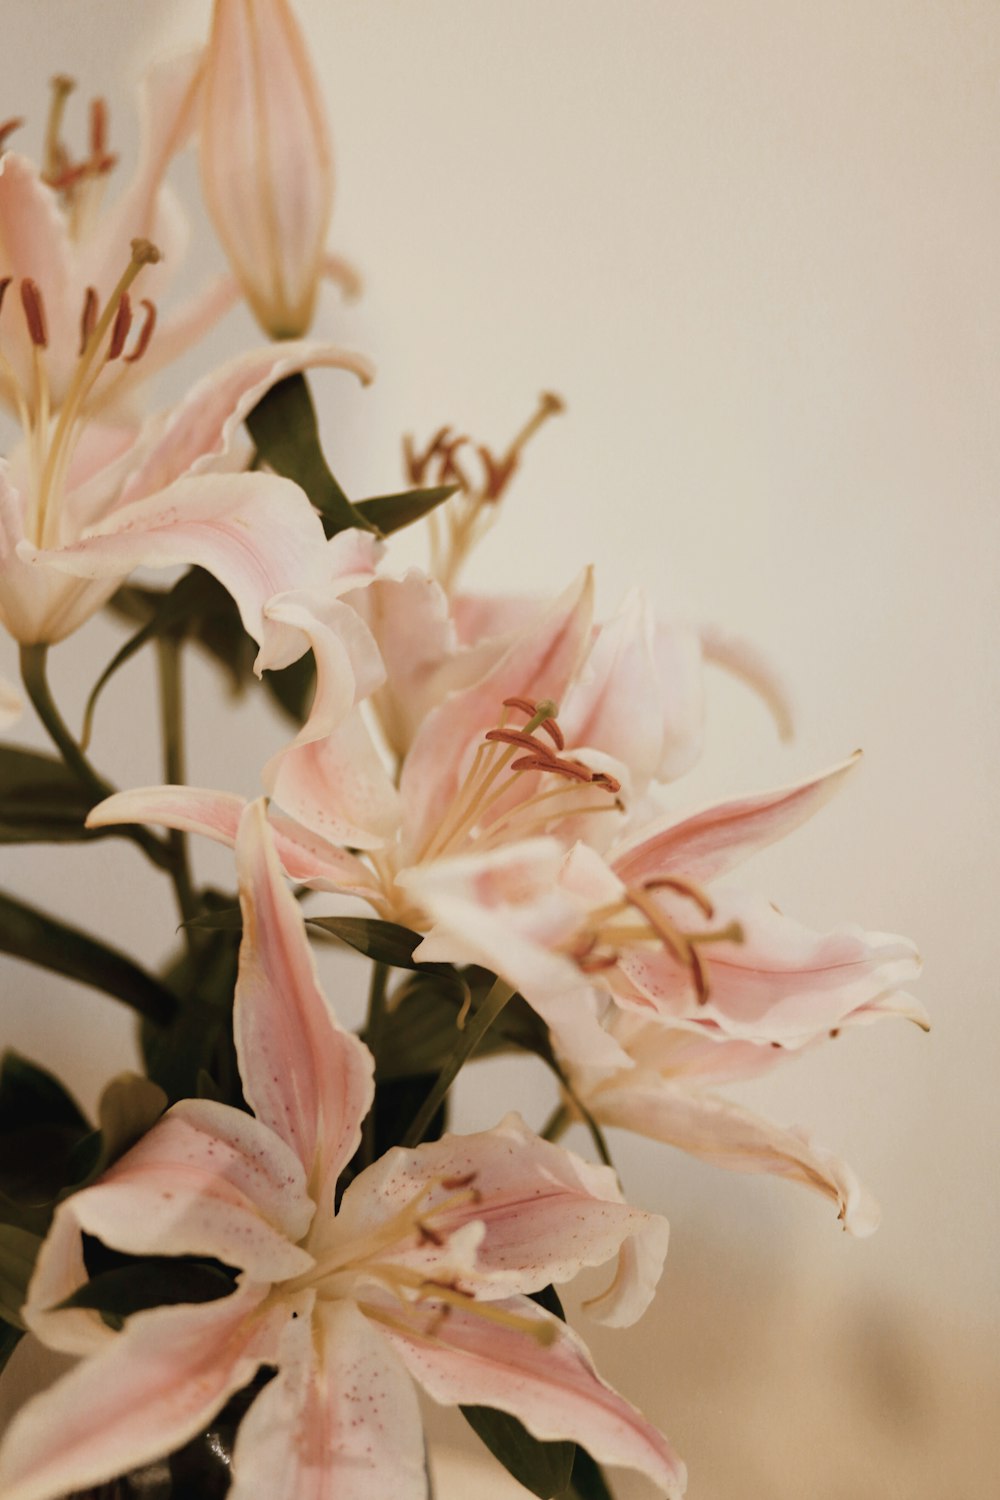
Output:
4 239 162 549
406 393 565 595
568 879 744 1005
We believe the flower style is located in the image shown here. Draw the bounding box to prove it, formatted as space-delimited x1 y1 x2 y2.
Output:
200 0 358 337
0 803 685 1500
0 334 371 652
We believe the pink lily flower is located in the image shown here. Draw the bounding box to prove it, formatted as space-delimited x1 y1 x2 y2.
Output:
87 575 874 1065
0 53 240 423
0 337 372 651
404 758 925 1053
200 0 358 338
0 802 684 1500
560 1013 882 1236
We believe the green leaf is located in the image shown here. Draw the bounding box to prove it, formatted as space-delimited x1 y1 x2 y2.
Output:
560 1447 617 1500
59 1258 235 1322
0 1053 91 1213
149 926 244 1105
87 570 257 745
0 1224 44 1329
0 888 177 1026
0 1320 22 1378
0 744 99 844
0 1051 88 1136
306 915 453 972
354 483 457 535
66 1073 167 1192
245 373 374 535
461 1407 575 1499
183 905 243 932
263 649 317 725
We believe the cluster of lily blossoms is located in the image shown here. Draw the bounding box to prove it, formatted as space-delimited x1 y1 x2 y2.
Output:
0 4 925 1500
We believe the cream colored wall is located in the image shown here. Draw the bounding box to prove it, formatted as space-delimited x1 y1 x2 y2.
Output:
1 2 997 1492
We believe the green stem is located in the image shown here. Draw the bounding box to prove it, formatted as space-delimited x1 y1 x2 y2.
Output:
401 976 516 1148
19 643 171 872
156 635 197 928
20 643 111 801
540 1103 570 1142
360 960 390 1167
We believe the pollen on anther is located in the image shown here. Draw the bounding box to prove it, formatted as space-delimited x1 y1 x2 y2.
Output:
79 286 98 355
107 292 133 361
19 279 48 348
124 298 156 363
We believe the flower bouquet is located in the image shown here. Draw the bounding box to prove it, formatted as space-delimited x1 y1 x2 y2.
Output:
0 5 925 1498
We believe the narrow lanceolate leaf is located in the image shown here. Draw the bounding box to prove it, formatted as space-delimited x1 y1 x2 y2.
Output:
0 1225 44 1329
58 1259 236 1324
66 1074 168 1193
306 914 451 972
0 890 177 1026
561 1447 617 1500
245 372 375 535
0 745 98 843
461 1404 576 1499
86 570 257 745
354 483 458 535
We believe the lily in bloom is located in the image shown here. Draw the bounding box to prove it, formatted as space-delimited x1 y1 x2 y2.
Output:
90 568 742 1064
0 326 372 652
0 803 685 1500
405 757 925 1054
556 1013 882 1236
200 0 359 337
0 54 238 422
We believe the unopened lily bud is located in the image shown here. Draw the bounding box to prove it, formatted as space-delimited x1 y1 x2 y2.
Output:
200 0 334 337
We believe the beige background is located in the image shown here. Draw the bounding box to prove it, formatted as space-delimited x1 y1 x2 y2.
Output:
1 3 998 1496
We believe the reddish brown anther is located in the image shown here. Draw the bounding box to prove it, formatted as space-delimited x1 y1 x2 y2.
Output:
485 727 554 755
417 1223 446 1247
19 279 48 348
107 292 133 361
88 98 117 175
510 754 593 783
0 277 11 318
0 118 24 153
501 697 565 750
79 286 98 355
642 874 715 920
591 771 622 795
124 298 157 363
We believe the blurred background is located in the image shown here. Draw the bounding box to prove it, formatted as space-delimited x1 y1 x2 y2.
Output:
1 2 997 1495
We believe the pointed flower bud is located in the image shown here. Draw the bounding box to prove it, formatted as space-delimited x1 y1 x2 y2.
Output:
200 0 334 337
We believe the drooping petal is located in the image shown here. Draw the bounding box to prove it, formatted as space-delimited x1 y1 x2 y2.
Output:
700 622 794 743
26 1098 314 1355
30 471 329 671
115 340 373 510
618 890 923 1046
588 1076 880 1235
400 569 595 860
229 1297 427 1500
201 0 334 336
377 1293 686 1499
611 755 861 889
336 1113 667 1327
235 800 375 1201
0 1285 280 1500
